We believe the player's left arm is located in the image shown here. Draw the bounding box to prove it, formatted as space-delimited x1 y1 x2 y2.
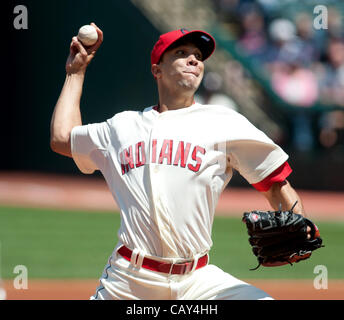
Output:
260 178 313 238
261 179 305 216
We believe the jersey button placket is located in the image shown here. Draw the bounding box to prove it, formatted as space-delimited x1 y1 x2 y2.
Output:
148 122 160 222
150 113 163 206
149 115 175 257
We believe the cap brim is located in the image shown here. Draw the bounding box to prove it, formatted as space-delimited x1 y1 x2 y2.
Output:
165 30 216 62
183 31 216 61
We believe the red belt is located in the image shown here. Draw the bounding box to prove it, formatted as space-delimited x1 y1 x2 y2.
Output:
118 246 208 275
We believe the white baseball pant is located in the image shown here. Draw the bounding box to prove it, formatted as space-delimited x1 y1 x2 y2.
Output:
90 249 273 300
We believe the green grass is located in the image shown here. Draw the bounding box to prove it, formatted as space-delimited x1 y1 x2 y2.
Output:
0 206 119 279
0 206 342 280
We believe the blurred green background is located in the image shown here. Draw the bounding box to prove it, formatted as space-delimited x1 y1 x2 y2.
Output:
0 206 341 280
3 0 344 190
4 0 159 173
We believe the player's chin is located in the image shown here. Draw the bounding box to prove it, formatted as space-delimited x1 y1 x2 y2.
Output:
178 76 202 90
177 80 200 91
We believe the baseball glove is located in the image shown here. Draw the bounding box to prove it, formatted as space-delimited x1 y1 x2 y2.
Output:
242 202 324 270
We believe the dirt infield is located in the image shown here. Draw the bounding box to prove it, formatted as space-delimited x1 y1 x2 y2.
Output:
0 171 343 300
3 279 344 300
0 171 343 220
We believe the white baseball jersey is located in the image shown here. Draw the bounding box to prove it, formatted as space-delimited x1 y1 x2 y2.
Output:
71 103 288 260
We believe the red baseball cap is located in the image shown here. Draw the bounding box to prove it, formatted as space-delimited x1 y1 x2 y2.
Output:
151 28 216 65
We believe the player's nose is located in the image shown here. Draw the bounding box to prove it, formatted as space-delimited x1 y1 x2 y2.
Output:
187 54 199 66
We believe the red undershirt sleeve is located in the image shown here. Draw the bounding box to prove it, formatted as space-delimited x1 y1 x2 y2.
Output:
251 161 292 192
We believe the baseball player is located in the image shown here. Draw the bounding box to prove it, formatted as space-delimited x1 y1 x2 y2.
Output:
50 23 311 300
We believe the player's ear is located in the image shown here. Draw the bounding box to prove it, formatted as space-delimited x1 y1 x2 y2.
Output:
151 64 162 80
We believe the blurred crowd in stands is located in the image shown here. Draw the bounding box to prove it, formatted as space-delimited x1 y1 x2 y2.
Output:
207 0 344 151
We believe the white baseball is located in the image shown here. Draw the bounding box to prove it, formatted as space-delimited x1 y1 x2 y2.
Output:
77 25 98 47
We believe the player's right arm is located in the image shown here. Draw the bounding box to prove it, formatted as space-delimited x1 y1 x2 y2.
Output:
50 23 103 158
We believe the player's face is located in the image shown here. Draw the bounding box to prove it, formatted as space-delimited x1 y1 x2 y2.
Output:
155 43 204 92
